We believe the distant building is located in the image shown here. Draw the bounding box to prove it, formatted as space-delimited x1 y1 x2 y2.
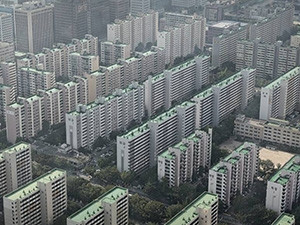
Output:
266 155 300 214
3 169 67 225
165 192 218 225
100 41 131 66
15 1 54 53
204 5 224 21
0 12 14 43
130 0 150 15
0 142 32 196
0 42 14 62
109 0 130 21
208 142 259 205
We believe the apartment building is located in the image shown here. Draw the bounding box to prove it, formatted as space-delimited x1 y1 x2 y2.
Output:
164 12 196 26
0 13 14 43
66 82 144 150
171 0 199 8
192 68 256 127
272 213 296 225
165 192 218 225
17 67 55 97
208 142 259 205
204 4 224 22
236 39 300 79
130 0 150 15
69 53 99 77
67 187 129 225
212 26 247 67
266 155 300 214
291 33 300 48
0 142 32 196
109 0 130 21
16 34 98 77
100 41 131 66
107 11 158 51
0 41 14 62
0 84 14 118
0 62 17 108
15 1 54 53
157 16 206 64
144 55 210 116
158 129 212 187
234 115 300 148
259 67 300 121
3 169 67 225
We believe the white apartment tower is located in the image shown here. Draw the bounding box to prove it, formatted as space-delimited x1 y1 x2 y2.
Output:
0 142 32 196
260 67 300 121
15 1 54 53
165 192 218 225
158 129 212 187
3 169 67 225
0 13 14 43
0 84 14 119
67 187 129 225
266 155 300 214
0 42 14 62
208 142 259 206
100 41 131 66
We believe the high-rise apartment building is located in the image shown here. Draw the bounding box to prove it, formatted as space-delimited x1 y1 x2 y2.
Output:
234 115 300 148
157 16 206 64
171 0 198 8
54 0 89 43
17 67 55 97
66 82 144 149
69 53 99 77
6 95 43 143
144 55 209 116
158 129 212 187
259 67 300 121
0 41 14 62
3 169 67 225
0 142 32 196
15 1 54 53
67 187 129 225
107 11 158 51
130 0 150 15
0 12 14 43
0 62 17 101
236 39 300 79
204 4 224 21
0 84 14 118
165 192 218 225
208 142 259 206
100 41 131 66
272 213 296 225
266 155 300 214
109 0 130 21
291 33 300 48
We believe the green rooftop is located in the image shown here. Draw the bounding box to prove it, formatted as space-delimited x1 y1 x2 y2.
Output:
0 142 30 157
4 169 66 201
121 123 150 140
165 192 218 225
272 213 295 225
269 155 300 185
265 67 300 89
68 187 128 223
150 108 177 123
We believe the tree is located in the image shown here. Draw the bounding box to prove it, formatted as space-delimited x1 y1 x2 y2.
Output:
145 42 153 51
166 204 183 219
92 136 109 150
135 42 144 52
143 201 166 223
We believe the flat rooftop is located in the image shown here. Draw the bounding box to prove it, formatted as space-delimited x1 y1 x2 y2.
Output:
265 67 300 89
121 123 150 140
272 213 295 225
165 192 218 225
0 142 30 156
68 187 128 223
4 169 65 201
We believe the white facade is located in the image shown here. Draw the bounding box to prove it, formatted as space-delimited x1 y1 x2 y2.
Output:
0 13 14 43
0 41 14 63
266 155 300 214
0 142 32 196
4 169 67 225
101 41 131 66
208 142 259 206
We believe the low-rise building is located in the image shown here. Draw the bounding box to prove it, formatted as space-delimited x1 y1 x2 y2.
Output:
272 213 295 225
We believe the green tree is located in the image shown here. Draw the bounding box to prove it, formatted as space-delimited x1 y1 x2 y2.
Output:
135 42 144 52
143 201 166 223
166 204 183 219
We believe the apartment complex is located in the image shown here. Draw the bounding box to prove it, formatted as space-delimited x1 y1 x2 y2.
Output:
157 16 206 64
212 26 247 67
100 41 131 66
0 12 14 43
17 67 55 97
67 187 129 225
66 82 144 149
16 34 98 78
117 101 196 174
165 192 218 225
0 41 14 62
234 115 300 148
158 129 212 187
236 39 300 79
107 11 158 51
259 67 300 121
208 142 259 205
192 68 256 127
272 213 296 225
15 1 54 53
145 55 209 116
266 155 300 214
3 169 67 225
0 142 32 196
